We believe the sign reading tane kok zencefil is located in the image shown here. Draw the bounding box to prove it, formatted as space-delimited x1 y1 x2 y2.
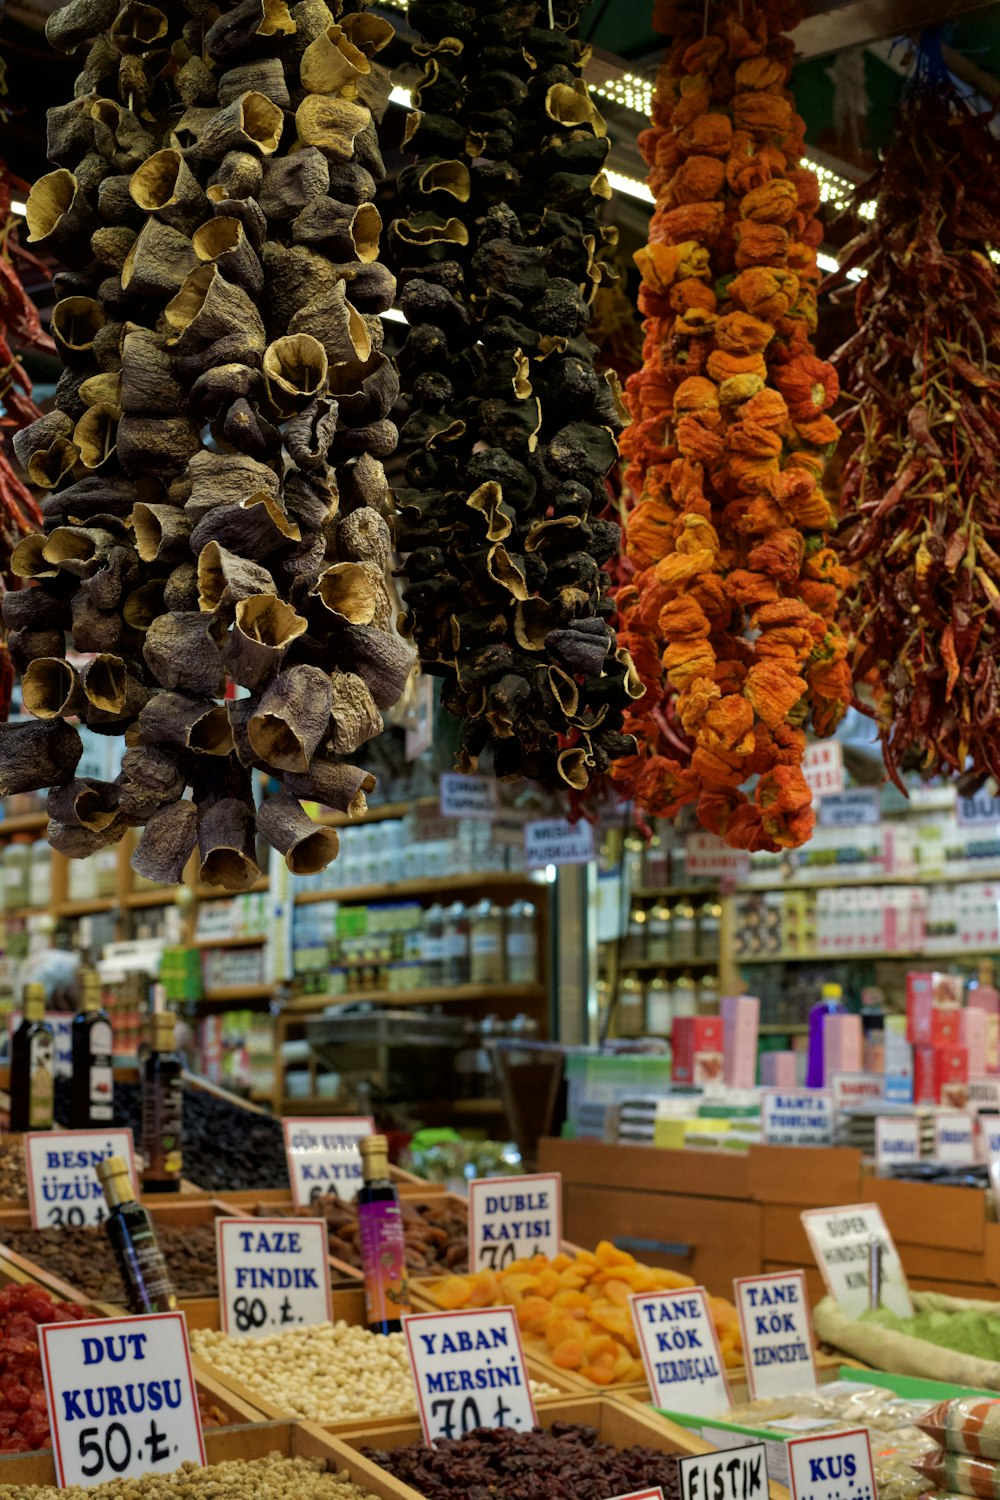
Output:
216 1216 332 1337
281 1116 374 1206
733 1271 817 1400
467 1172 562 1272
402 1307 537 1443
25 1128 137 1229
38 1312 204 1489
629 1287 731 1417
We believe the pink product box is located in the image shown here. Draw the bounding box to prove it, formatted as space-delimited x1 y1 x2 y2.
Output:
914 1043 969 1107
760 1051 797 1087
823 1012 863 1082
672 1016 724 1086
721 994 759 1089
907 971 964 1044
960 1007 988 1075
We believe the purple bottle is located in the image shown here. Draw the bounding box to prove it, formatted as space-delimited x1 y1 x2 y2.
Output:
806 982 845 1088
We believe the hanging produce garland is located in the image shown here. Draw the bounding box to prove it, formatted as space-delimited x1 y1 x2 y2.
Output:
612 0 851 851
0 0 411 889
835 43 1000 791
387 0 643 793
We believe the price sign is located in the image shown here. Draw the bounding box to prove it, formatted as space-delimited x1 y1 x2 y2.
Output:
968 1077 1000 1111
875 1116 921 1168
818 789 880 827
983 1120 1000 1158
678 1446 768 1500
801 1203 912 1318
934 1112 976 1164
958 791 1000 827
282 1116 374 1207
609 1491 665 1500
830 1074 884 1113
685 833 750 880
802 743 844 798
439 772 498 820
524 817 594 868
216 1217 332 1337
402 1307 536 1443
786 1427 875 1500
467 1173 562 1272
25 1129 137 1229
733 1271 817 1399
629 1287 731 1417
761 1090 834 1146
39 1312 205 1489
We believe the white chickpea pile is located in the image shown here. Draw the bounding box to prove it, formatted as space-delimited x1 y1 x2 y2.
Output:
0 1454 375 1500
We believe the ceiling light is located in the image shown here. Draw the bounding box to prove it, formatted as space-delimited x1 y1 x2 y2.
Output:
389 85 414 109
590 72 655 117
381 307 408 324
604 169 654 204
10 200 25 217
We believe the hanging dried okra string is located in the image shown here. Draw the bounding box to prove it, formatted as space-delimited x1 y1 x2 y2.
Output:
2 0 412 890
387 0 642 792
612 0 850 851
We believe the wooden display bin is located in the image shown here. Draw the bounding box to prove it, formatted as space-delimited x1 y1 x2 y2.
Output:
327 1395 727 1500
188 1285 584 1434
0 1419 410 1500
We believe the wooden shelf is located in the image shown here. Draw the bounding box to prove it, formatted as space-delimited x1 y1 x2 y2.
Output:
314 795 436 828
0 812 47 835
613 956 718 970
451 1097 506 1116
200 983 273 1003
125 887 180 908
632 885 722 898
192 933 268 948
193 879 270 900
0 905 48 921
736 869 1000 892
55 896 116 917
283 982 547 1013
758 1023 811 1035
738 947 1000 965
294 871 543 906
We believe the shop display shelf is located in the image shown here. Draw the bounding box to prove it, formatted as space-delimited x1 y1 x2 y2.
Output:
738 946 1000 964
326 1394 720 1500
200 983 276 1003
315 796 437 829
192 933 269 948
631 885 723 899
614 957 720 970
294 871 544 906
195 879 270 900
0 1418 406 1499
283 983 547 1013
53 896 117 917
0 905 48 922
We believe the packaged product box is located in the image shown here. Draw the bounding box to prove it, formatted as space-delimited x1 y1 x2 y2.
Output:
672 1015 724 1085
720 994 759 1088
884 1014 914 1102
960 1007 988 1075
823 1012 863 1081
759 1050 798 1087
907 971 964 1044
914 1043 969 1107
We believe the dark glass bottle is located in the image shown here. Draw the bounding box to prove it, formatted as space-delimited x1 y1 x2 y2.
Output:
96 1154 177 1313
357 1133 411 1334
70 968 114 1129
10 983 54 1131
141 1011 183 1193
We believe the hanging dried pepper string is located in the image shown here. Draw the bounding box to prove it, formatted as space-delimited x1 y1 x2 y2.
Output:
610 0 850 852
833 41 1000 790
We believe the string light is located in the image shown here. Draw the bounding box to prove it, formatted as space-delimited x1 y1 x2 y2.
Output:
590 71 655 116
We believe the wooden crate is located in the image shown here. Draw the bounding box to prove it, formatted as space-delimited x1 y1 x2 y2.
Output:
0 1419 412 1500
188 1287 584 1433
327 1394 722 1500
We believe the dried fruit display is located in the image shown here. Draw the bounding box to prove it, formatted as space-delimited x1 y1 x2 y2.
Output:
835 67 1000 788
0 1282 87 1452
1 0 411 887
387 0 642 790
612 2 850 851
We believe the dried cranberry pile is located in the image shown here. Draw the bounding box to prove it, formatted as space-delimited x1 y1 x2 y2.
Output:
0 1283 87 1452
364 1421 683 1499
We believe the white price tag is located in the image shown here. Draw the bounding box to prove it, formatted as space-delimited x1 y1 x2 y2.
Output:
733 1271 817 1400
439 772 498 820
282 1116 373 1207
467 1173 562 1272
402 1307 536 1443
25 1130 137 1230
524 817 594 868
39 1312 205 1489
818 789 880 827
830 1074 884 1113
802 743 844 798
875 1116 921 1168
629 1287 731 1417
216 1217 332 1337
786 1427 875 1500
958 792 1000 827
678 1446 769 1500
984 1122 1000 1158
685 833 750 879
761 1091 834 1145
609 1491 665 1500
801 1203 912 1318
934 1112 976 1164
968 1076 1000 1111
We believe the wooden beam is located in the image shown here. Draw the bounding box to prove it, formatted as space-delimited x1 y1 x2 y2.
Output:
792 0 999 60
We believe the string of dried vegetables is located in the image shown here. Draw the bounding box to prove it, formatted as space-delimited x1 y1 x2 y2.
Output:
612 0 851 851
387 0 642 791
0 0 411 888
835 51 1000 789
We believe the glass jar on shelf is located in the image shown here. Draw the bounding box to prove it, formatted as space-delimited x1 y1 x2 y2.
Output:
618 976 646 1037
442 901 470 986
643 834 670 889
421 902 445 987
469 898 505 986
697 901 721 963
673 971 698 1021
645 972 673 1037
672 902 697 963
697 972 720 1015
623 902 647 960
623 835 645 892
505 900 537 985
646 901 672 963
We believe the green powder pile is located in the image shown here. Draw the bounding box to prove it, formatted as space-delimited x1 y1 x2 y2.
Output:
861 1307 1000 1361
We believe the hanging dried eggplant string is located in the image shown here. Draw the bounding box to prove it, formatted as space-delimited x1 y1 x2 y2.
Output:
611 0 851 852
834 36 1000 792
3 0 412 889
387 0 641 792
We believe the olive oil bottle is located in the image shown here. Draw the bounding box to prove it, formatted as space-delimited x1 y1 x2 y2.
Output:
357 1134 411 1334
96 1155 177 1313
10 983 54 1131
70 967 114 1128
140 1011 183 1192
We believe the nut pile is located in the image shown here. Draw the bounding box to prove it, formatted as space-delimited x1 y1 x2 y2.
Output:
0 1283 87 1452
2 0 411 888
387 0 641 789
0 1454 381 1500
365 1420 684 1499
0 1136 28 1201
275 1193 468 1273
1 1221 220 1301
190 1321 560 1423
